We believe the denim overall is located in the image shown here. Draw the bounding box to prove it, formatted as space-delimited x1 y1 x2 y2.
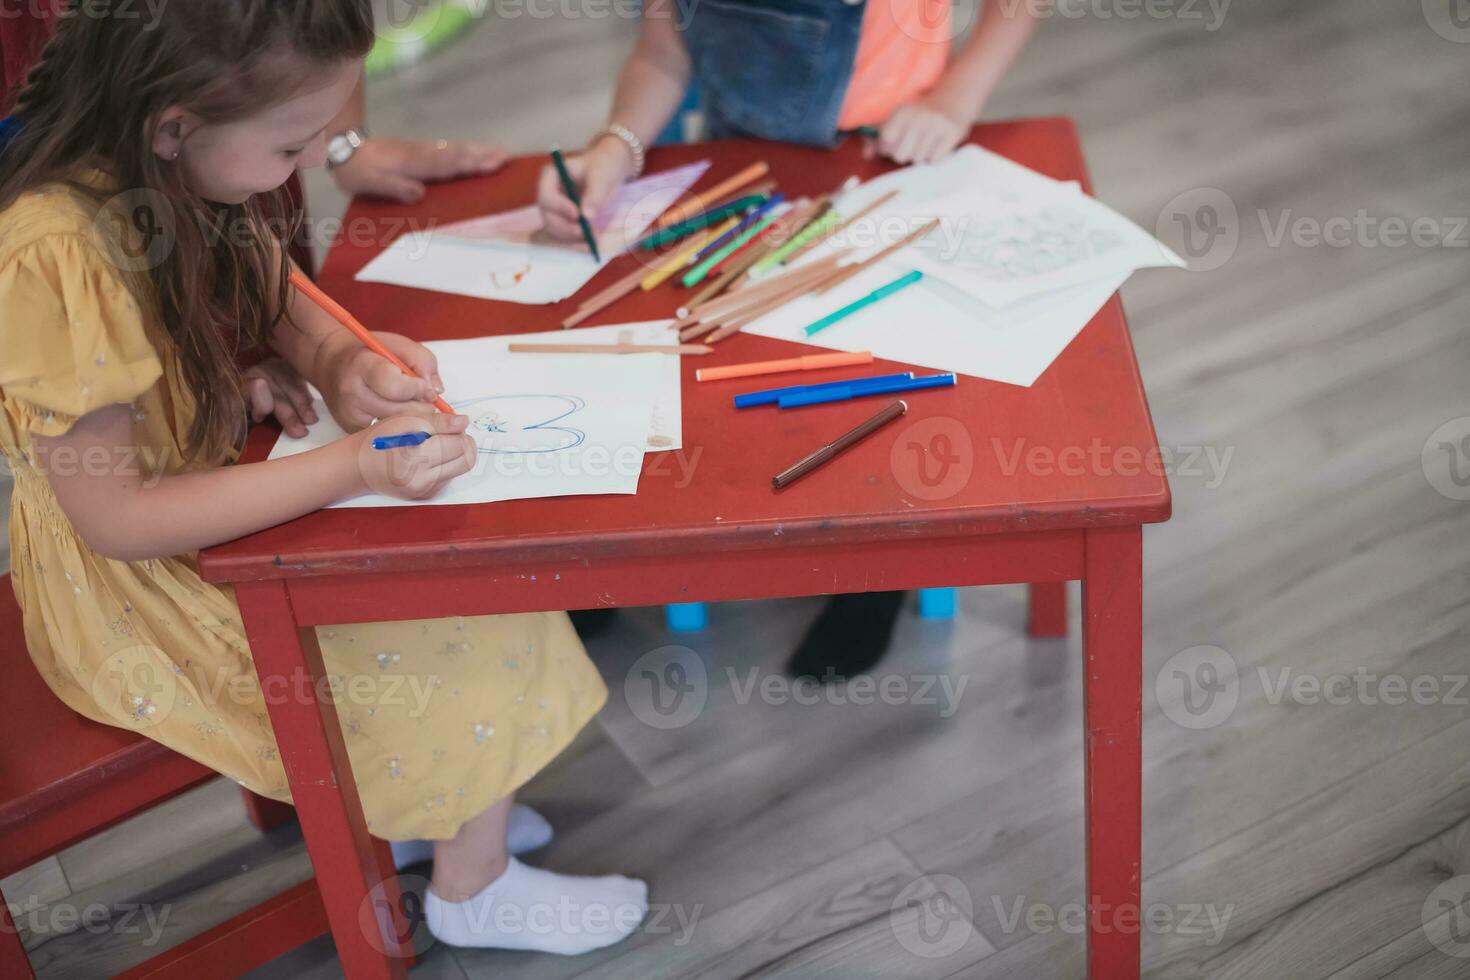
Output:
676 0 867 148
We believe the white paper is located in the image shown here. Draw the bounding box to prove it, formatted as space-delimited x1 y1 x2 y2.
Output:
476 321 682 451
267 338 663 507
354 161 710 304
739 258 1129 388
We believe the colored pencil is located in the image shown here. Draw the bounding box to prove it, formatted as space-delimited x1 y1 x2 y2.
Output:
509 343 713 355
686 199 821 310
550 147 600 263
639 216 739 291
633 188 771 250
682 206 785 287
288 269 453 414
781 189 900 267
814 219 938 296
772 400 908 490
696 350 874 382
749 206 838 276
655 161 770 229
677 258 845 342
561 261 651 329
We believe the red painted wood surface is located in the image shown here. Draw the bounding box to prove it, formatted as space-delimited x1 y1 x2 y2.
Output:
199 118 1168 588
194 118 1168 979
1083 525 1145 979
1029 580 1069 637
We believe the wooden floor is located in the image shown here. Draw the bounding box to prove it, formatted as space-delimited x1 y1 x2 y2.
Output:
6 0 1470 976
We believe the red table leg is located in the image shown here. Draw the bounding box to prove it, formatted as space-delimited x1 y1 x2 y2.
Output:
239 788 297 832
1081 526 1143 979
1028 581 1069 637
235 581 411 980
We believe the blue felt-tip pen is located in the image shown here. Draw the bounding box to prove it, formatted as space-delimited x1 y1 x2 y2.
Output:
777 373 956 408
734 372 915 409
371 432 433 451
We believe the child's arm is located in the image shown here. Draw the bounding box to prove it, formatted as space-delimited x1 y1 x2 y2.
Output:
33 405 474 562
537 6 692 241
876 2 1041 164
268 257 445 432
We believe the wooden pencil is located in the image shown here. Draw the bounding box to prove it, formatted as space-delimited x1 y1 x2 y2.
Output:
781 189 900 267
655 161 770 230
562 261 652 329
685 199 821 311
288 269 453 414
639 216 738 291
813 218 938 296
688 253 844 324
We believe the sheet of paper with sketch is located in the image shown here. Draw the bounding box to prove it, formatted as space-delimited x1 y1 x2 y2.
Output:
354 161 710 304
267 338 663 507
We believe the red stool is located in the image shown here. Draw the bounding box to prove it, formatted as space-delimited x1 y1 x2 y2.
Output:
0 573 408 978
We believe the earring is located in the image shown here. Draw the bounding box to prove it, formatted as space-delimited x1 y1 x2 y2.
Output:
170 150 179 160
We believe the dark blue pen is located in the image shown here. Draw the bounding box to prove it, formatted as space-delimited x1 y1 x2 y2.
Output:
372 432 433 451
777 373 956 408
734 372 915 409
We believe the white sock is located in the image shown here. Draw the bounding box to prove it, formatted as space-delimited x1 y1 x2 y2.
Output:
390 803 554 871
425 857 648 954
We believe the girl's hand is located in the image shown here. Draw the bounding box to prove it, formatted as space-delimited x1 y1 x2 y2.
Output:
872 95 971 165
536 137 636 242
355 413 477 501
243 357 319 438
331 137 509 204
316 331 444 432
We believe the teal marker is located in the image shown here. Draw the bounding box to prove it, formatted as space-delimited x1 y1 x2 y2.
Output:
803 269 924 337
550 146 600 263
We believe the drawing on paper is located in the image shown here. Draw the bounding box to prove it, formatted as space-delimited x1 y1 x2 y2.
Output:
939 204 1128 282
457 394 587 455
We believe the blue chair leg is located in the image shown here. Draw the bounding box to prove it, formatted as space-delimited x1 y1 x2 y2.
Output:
665 602 708 632
918 588 957 620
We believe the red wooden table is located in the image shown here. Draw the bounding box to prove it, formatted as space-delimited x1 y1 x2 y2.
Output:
199 117 1169 979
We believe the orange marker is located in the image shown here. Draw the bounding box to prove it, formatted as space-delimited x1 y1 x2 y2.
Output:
288 269 453 415
695 351 874 382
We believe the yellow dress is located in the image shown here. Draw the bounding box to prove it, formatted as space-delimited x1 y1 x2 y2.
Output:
0 173 608 841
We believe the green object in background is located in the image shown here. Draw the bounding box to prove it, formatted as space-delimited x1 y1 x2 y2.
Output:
366 1 479 79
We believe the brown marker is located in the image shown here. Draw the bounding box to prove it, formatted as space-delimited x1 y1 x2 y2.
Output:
772 400 908 490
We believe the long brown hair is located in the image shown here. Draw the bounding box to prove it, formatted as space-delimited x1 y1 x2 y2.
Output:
0 1 374 462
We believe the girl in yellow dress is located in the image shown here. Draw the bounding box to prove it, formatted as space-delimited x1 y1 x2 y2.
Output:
0 0 644 955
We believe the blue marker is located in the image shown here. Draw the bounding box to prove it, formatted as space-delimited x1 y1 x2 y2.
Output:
372 432 433 451
777 373 956 408
734 372 915 409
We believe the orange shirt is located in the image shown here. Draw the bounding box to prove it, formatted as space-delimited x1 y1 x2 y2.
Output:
837 0 953 130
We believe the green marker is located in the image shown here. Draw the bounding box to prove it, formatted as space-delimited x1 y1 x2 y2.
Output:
681 210 782 287
550 146 600 264
804 270 924 337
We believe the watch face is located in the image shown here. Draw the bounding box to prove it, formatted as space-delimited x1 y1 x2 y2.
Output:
327 135 354 166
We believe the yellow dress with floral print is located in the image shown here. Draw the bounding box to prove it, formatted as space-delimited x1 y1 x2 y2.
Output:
0 172 607 840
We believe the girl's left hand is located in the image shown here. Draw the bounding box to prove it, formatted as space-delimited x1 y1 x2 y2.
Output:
872 96 971 165
331 137 509 203
243 357 318 439
316 331 444 432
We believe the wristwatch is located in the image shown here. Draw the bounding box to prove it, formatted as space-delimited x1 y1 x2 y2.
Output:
325 128 368 169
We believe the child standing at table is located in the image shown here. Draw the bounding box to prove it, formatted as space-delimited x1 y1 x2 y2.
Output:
540 0 1039 680
0 1 644 955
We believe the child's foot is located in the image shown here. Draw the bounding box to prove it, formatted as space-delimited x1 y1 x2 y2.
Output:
785 591 906 682
425 857 648 954
390 803 553 870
